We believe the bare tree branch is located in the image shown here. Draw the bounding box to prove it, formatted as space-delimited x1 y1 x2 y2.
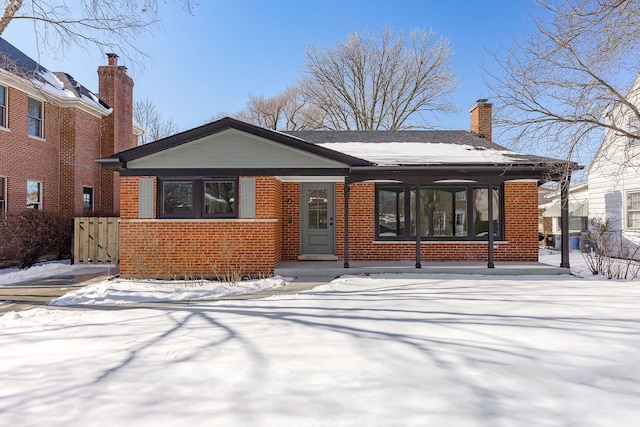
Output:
235 85 321 130
133 97 178 144
488 0 640 177
0 0 196 68
302 26 457 130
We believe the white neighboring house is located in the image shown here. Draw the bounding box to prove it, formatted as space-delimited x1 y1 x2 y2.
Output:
542 182 589 234
588 74 640 259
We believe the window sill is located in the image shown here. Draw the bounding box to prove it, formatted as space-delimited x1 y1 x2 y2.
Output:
122 218 278 223
0 126 9 133
373 240 509 244
28 134 45 142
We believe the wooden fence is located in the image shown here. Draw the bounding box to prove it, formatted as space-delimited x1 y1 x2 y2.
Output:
73 217 119 264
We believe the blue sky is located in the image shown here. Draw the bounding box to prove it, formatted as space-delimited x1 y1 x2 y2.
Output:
3 0 538 140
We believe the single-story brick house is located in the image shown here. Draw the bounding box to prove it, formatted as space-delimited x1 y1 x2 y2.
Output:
99 101 578 277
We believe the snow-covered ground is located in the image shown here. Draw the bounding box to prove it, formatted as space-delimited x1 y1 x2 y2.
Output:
1 252 639 426
0 260 88 285
0 260 292 303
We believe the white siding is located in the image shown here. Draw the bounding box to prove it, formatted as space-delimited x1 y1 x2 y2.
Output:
588 78 640 258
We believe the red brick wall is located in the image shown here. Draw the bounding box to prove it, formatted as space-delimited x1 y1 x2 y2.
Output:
119 220 280 278
119 176 283 277
0 89 60 213
119 177 539 276
99 58 135 215
281 182 300 259
59 107 103 216
72 109 103 214
1 56 133 217
333 181 538 262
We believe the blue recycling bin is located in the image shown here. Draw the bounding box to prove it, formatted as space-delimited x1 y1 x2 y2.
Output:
569 235 579 250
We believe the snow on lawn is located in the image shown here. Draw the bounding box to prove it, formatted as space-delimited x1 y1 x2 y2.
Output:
1 263 640 426
49 276 292 305
0 260 81 285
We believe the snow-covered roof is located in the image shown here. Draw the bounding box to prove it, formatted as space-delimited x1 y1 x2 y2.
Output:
102 118 576 184
316 142 521 166
286 130 557 166
0 37 110 115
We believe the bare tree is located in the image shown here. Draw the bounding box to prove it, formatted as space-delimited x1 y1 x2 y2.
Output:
488 0 640 171
134 98 178 144
301 26 457 130
0 1 196 66
236 85 320 130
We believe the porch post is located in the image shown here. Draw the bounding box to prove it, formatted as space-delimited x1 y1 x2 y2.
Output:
415 177 422 268
560 177 570 268
487 184 495 268
343 181 350 268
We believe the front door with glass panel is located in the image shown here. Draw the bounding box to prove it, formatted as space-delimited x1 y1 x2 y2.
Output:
301 183 335 255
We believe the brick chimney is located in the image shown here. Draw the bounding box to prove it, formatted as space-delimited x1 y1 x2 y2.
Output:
470 99 492 140
98 53 134 214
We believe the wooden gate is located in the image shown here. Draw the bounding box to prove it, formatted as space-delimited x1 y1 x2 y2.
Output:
73 217 119 264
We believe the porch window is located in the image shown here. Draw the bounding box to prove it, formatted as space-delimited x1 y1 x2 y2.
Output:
472 187 501 237
159 178 236 219
413 187 468 237
376 184 502 240
378 186 406 237
626 191 640 230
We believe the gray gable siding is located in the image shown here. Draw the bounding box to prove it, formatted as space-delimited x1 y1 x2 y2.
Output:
126 129 350 170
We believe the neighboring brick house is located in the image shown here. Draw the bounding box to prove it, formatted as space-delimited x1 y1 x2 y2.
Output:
0 37 137 217
100 100 579 277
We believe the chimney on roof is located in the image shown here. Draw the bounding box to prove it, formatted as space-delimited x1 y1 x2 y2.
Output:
470 99 492 140
106 53 118 67
98 52 134 214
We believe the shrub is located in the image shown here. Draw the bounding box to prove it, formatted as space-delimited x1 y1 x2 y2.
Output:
0 210 72 269
583 217 640 280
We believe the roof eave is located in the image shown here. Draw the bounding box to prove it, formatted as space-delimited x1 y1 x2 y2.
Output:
110 117 373 167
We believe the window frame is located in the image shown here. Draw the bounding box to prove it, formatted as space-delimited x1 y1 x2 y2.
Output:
0 85 7 129
0 176 6 215
26 180 42 210
27 97 43 138
625 190 640 230
375 183 504 241
158 178 237 219
83 186 94 214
